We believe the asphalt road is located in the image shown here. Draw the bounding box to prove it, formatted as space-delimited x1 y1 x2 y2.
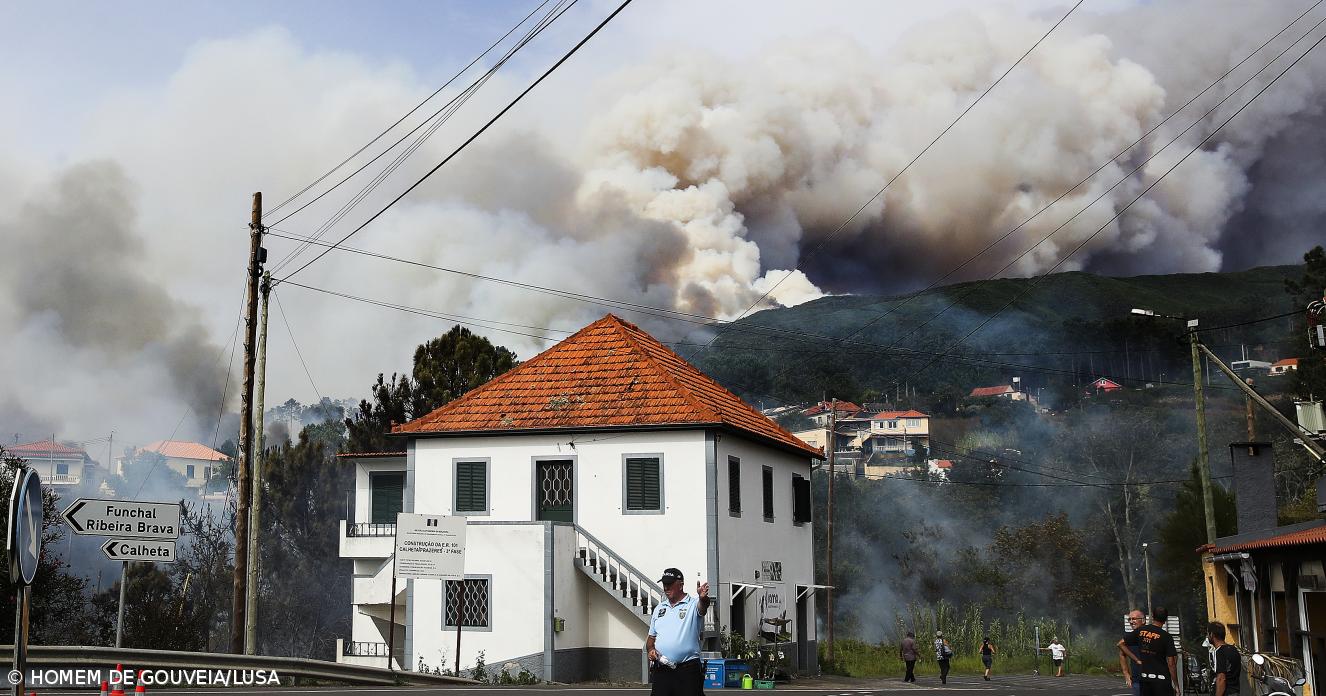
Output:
37 674 1130 696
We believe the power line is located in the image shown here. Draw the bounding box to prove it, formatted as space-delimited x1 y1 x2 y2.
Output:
275 0 635 285
1193 308 1309 334
273 290 326 404
264 0 558 220
712 0 1084 335
268 0 579 274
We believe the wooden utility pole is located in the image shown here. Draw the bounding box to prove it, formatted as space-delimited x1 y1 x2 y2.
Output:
1244 377 1257 441
231 193 264 653
244 272 270 654
826 399 836 664
1189 329 1216 546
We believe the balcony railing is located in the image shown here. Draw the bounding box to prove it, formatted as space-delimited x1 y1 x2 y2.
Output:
346 522 396 537
343 641 402 657
46 474 80 484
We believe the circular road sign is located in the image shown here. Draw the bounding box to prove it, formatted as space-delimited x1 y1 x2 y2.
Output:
7 468 42 585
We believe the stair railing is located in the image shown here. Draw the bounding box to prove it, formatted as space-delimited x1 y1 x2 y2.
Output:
573 525 665 618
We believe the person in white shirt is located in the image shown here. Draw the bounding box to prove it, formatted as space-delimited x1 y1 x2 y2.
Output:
1041 638 1068 677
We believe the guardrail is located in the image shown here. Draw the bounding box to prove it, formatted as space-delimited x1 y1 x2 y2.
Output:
3 645 476 686
346 522 396 537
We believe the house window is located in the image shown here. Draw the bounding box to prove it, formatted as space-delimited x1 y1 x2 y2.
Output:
56 463 69 476
792 474 810 525
443 577 491 628
370 472 405 524
623 455 663 513
728 457 741 517
454 460 489 514
886 420 898 429
762 466 774 521
907 418 922 428
186 464 196 478
204 466 212 479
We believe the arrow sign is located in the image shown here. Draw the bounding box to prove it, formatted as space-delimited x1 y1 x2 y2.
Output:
62 499 181 539
101 538 176 563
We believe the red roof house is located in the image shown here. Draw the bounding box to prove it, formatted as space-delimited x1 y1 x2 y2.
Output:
969 385 1016 398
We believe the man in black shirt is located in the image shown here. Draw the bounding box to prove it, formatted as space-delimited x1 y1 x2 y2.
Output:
1209 621 1242 696
1118 610 1146 696
1135 606 1178 696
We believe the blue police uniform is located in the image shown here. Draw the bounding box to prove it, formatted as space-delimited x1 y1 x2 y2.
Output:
650 593 703 665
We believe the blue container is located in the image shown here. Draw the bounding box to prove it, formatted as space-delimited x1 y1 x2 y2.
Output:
723 661 751 688
703 659 726 689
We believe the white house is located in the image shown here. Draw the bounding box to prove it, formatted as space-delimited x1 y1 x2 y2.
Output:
1269 358 1300 377
118 440 228 489
7 439 94 487
867 410 930 455
337 315 824 682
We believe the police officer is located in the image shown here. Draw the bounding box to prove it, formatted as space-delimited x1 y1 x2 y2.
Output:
646 568 711 696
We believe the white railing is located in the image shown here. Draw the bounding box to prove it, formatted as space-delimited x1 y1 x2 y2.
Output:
573 526 665 618
346 522 396 537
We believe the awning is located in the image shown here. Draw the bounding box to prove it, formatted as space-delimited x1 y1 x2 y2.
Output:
796 584 834 601
727 582 765 601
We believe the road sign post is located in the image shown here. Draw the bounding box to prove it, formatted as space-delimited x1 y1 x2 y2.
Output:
62 497 180 648
392 514 466 674
8 467 42 696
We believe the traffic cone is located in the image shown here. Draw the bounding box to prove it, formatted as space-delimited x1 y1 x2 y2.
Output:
100 681 109 696
109 668 124 696
135 682 146 696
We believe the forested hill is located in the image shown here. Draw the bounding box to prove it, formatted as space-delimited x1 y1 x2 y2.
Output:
680 265 1306 411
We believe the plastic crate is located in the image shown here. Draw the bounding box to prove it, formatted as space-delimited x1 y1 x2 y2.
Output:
753 679 775 689
723 662 750 688
703 659 726 689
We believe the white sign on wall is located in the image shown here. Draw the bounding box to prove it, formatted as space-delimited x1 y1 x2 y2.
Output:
394 513 466 580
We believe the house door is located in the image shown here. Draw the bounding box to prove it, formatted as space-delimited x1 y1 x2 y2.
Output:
730 593 746 638
535 459 574 522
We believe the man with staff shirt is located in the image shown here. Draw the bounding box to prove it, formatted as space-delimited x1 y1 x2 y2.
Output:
646 568 712 696
1121 606 1179 696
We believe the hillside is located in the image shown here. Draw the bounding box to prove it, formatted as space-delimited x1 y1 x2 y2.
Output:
680 265 1306 410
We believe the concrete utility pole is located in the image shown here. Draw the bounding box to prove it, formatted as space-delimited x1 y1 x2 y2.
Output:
1190 328 1217 546
826 400 836 664
1141 542 1153 616
231 193 264 654
244 272 270 654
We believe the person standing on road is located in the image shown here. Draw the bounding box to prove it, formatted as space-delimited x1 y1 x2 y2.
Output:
933 631 953 685
1042 637 1068 677
646 568 712 696
1135 607 1179 696
1119 610 1147 696
899 631 918 683
1208 622 1241 696
980 636 997 681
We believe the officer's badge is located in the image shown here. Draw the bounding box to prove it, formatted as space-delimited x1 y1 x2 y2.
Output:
657 606 667 618
678 607 689 621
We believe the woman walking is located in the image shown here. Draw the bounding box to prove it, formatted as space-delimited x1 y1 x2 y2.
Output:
933 631 953 685
980 637 997 681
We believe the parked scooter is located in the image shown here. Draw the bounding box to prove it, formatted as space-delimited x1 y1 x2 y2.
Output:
1249 654 1305 696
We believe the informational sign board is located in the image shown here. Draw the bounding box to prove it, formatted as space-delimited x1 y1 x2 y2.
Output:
393 513 466 580
62 499 181 539
101 538 177 562
8 469 43 585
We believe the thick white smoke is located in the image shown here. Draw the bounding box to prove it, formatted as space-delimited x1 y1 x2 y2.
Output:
2 1 1324 440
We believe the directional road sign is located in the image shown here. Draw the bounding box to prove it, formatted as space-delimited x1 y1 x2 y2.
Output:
7 469 43 585
101 538 176 562
62 499 181 539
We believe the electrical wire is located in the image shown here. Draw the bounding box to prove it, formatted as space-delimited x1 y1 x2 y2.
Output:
275 0 635 285
273 290 326 404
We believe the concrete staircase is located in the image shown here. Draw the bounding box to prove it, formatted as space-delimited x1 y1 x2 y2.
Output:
573 526 664 625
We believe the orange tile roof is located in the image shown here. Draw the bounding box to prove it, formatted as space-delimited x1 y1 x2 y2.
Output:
395 315 822 458
1209 524 1326 554
7 440 89 458
804 401 862 416
871 410 929 419
1273 358 1299 367
969 385 1014 397
335 451 407 459
141 440 229 462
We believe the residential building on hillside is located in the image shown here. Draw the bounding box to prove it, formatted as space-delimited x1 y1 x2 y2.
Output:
336 315 824 682
118 440 228 489
968 385 1023 400
1270 358 1300 376
802 400 861 427
867 410 930 455
7 440 95 486
1091 377 1123 392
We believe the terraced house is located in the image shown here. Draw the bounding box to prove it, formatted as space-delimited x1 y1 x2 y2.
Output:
337 315 824 682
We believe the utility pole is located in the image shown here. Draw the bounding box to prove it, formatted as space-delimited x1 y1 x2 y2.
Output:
1189 328 1217 546
826 399 836 664
231 193 264 654
1244 377 1257 441
1141 542 1153 615
244 272 270 654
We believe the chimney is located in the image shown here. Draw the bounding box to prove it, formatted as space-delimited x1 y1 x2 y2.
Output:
1229 442 1276 535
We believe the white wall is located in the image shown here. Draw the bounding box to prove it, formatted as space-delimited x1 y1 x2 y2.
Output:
715 433 817 643
353 458 406 523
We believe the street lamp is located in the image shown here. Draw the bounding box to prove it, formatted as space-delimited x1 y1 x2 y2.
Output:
1131 307 1216 546
1141 542 1153 616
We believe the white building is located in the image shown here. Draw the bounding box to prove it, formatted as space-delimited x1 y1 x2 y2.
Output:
867 410 930 455
7 440 95 487
118 440 228 489
337 315 824 682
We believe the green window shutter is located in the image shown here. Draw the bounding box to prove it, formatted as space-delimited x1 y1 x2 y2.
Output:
371 472 405 524
728 458 741 514
625 457 660 511
455 461 486 512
